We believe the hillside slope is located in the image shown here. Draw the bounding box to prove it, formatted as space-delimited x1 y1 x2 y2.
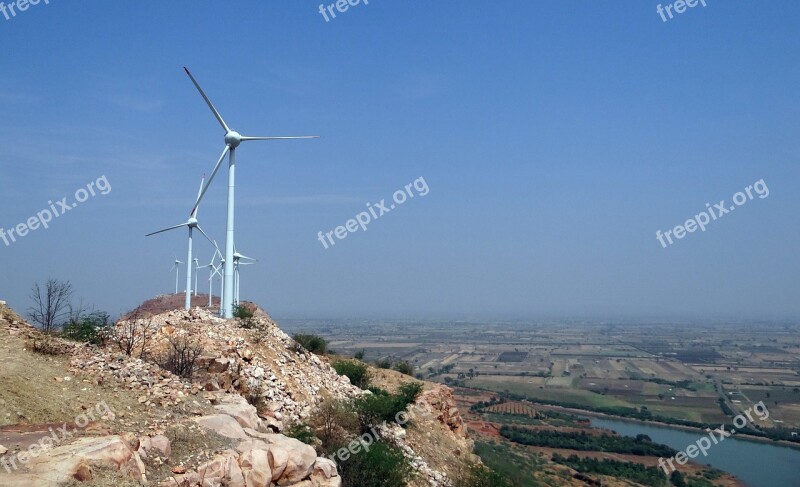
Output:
0 299 476 487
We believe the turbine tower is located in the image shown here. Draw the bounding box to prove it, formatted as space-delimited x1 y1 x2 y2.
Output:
183 67 318 318
232 250 257 305
147 177 216 310
170 258 184 294
200 247 223 307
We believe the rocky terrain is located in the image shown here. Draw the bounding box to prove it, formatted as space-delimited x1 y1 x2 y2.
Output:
0 299 474 487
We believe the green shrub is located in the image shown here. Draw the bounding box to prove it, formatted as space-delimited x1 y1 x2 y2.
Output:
394 360 415 376
285 422 317 446
397 382 424 405
62 311 111 345
312 397 359 452
367 386 389 396
375 359 392 369
355 393 406 431
293 334 328 355
354 349 365 360
232 304 254 320
333 360 372 389
337 441 414 487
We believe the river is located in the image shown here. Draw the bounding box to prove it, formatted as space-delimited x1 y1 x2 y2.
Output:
586 416 800 487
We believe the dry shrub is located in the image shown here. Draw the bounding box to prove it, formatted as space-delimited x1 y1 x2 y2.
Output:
157 334 203 380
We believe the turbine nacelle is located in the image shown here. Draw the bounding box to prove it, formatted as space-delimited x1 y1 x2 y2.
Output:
225 131 243 148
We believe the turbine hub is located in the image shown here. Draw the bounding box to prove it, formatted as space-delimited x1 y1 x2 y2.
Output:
225 130 242 148
187 217 198 227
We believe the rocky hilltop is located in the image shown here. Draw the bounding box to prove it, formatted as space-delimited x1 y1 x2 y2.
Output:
0 299 473 487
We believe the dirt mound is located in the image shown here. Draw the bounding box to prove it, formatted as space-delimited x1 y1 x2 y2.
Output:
122 294 221 318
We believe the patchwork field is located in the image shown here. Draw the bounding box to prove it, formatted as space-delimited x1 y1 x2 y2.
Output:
283 319 800 430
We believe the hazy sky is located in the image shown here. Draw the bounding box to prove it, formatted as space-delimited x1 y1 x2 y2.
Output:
0 1 798 321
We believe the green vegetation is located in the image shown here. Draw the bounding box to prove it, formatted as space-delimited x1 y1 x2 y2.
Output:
285 422 316 445
552 453 669 486
453 463 513 487
500 426 677 457
397 382 424 404
333 360 372 389
473 441 545 487
232 304 254 320
394 360 415 376
375 358 392 369
354 349 365 360
62 311 111 345
354 385 421 431
337 441 414 487
292 334 328 355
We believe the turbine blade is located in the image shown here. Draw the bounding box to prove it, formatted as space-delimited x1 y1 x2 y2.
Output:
191 145 230 215
195 225 216 247
183 67 230 133
192 176 205 218
240 136 320 141
238 254 257 262
146 223 187 237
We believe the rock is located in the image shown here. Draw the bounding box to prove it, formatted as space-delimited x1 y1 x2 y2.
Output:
172 465 187 474
0 435 146 486
137 434 171 460
195 414 249 440
0 445 7 455
239 448 273 487
262 434 316 484
214 395 262 430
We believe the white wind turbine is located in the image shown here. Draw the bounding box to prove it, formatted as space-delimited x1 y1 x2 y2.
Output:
200 247 223 307
147 177 216 310
183 67 318 318
232 250 257 306
170 258 184 294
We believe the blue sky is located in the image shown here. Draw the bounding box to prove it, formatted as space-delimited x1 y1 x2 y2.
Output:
0 1 798 321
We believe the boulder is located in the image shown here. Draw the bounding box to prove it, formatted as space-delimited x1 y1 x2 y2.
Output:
262 434 316 484
0 435 146 486
195 414 249 440
214 395 262 431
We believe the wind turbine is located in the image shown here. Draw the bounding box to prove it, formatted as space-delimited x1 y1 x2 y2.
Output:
170 258 184 294
183 67 318 318
147 177 216 310
200 247 223 307
232 250 257 306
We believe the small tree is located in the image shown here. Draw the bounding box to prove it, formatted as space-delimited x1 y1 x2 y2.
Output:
27 279 74 334
114 310 153 357
158 334 204 380
311 397 359 452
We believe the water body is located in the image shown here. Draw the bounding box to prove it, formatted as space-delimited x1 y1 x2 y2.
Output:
586 416 800 487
